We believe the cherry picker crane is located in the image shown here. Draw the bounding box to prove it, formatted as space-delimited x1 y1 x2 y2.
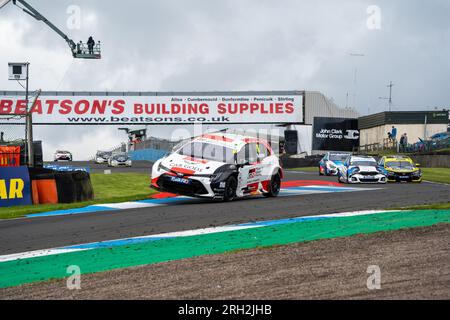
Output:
1 0 101 59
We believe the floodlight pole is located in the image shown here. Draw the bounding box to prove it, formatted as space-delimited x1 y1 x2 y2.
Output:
387 81 394 112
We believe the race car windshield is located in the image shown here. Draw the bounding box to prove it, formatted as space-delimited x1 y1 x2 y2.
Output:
112 154 129 160
98 152 111 157
330 154 349 161
350 160 377 166
386 161 414 170
178 142 235 163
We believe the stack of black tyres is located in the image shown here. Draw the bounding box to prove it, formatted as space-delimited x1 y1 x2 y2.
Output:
28 167 94 204
72 171 94 202
54 171 77 203
28 167 55 179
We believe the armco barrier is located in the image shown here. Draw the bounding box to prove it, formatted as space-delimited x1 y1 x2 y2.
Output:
280 155 323 169
129 148 167 162
410 154 450 168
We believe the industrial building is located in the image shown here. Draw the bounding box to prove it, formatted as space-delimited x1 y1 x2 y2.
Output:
358 111 449 146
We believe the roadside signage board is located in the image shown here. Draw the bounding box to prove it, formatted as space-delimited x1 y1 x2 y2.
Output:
0 166 32 207
43 164 90 173
312 117 360 151
0 92 304 125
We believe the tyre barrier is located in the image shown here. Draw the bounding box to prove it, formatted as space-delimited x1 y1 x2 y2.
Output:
72 171 94 202
28 167 93 205
54 172 77 204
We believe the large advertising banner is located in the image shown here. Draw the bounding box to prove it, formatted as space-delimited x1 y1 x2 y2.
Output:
312 117 359 151
0 166 32 207
0 93 303 125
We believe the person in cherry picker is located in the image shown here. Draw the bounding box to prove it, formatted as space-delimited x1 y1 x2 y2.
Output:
87 36 95 55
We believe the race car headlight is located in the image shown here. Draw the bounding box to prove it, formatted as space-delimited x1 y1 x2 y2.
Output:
412 170 422 177
350 167 360 174
158 162 170 172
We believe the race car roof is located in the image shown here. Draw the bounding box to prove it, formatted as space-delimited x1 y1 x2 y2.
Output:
194 133 269 150
349 155 376 162
383 155 413 161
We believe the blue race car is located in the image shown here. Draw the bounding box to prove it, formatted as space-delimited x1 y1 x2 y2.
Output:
318 152 351 176
337 155 387 184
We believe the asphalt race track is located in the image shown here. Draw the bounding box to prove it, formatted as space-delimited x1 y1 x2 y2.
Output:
1 167 449 255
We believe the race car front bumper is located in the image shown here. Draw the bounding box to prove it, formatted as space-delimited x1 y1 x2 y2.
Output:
152 173 217 198
386 171 422 182
55 156 72 161
110 162 132 167
348 173 387 184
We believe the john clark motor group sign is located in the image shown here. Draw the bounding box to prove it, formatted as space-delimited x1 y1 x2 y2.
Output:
0 92 303 125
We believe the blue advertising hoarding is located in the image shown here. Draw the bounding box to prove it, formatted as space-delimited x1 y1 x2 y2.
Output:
43 164 90 173
0 166 32 207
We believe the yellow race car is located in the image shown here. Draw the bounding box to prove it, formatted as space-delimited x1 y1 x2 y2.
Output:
377 156 422 183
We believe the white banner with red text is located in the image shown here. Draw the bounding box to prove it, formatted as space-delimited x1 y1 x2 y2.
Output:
0 94 303 125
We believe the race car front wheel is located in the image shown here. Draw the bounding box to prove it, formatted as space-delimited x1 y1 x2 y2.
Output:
263 172 281 197
223 176 237 202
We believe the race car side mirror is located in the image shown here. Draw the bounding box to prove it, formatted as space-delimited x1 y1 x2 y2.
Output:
236 160 250 167
415 163 421 167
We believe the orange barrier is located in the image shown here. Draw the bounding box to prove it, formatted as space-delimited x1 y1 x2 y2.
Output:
36 179 58 204
31 180 40 205
0 146 21 167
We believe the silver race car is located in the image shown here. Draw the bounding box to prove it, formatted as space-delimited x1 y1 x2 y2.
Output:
95 151 112 164
337 155 386 184
108 152 132 167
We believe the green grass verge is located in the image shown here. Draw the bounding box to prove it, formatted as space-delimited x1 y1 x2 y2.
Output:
0 173 156 220
395 202 450 210
421 168 450 184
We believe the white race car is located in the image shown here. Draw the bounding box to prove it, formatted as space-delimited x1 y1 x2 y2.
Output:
54 150 72 162
95 151 112 164
151 133 283 201
108 153 132 167
337 155 387 184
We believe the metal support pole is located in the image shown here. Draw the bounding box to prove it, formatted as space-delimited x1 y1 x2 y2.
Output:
387 81 394 112
25 62 34 167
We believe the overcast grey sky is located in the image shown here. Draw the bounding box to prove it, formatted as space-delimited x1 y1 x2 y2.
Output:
1 0 449 159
